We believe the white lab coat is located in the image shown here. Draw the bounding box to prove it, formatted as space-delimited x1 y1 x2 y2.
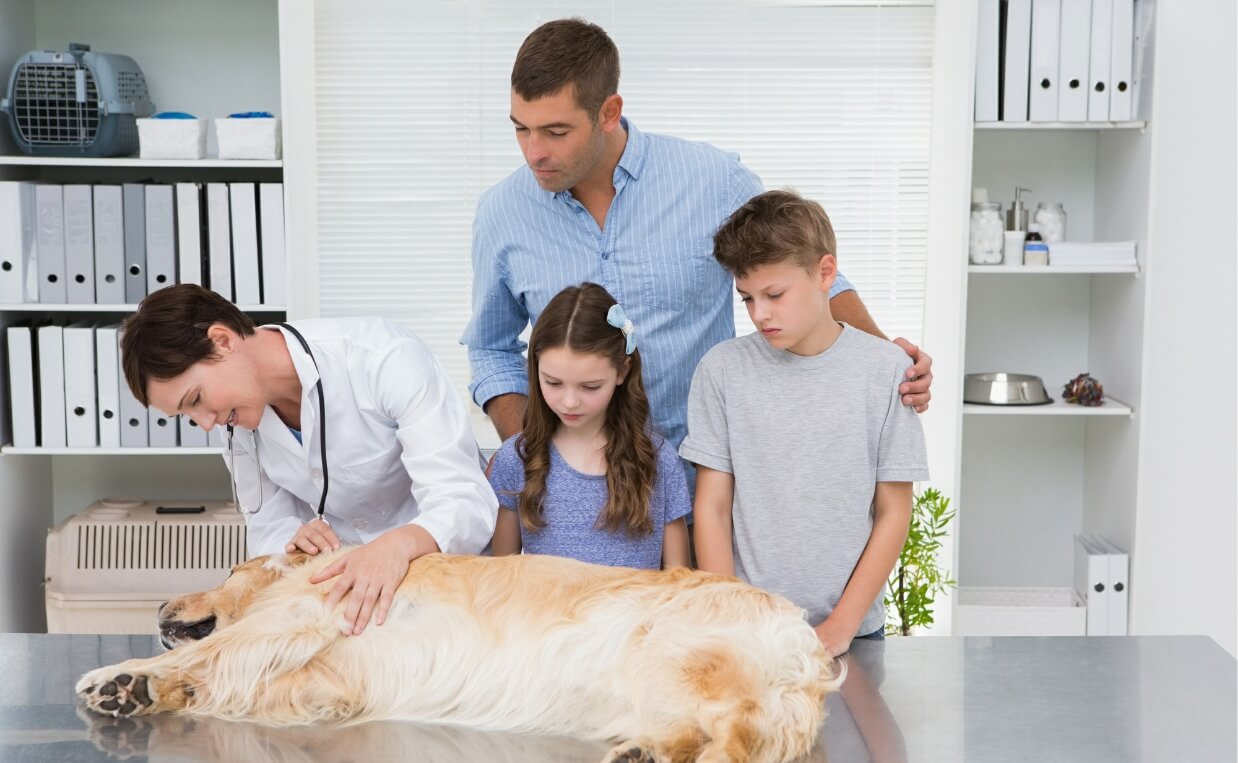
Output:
224 318 498 556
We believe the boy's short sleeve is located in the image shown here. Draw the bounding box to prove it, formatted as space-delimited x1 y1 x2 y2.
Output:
487 438 524 511
654 439 693 524
679 354 733 474
876 357 931 483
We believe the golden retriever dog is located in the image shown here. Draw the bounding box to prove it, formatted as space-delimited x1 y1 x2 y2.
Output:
77 551 844 763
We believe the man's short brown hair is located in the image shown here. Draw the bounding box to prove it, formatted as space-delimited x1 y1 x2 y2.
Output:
712 189 838 278
511 18 620 120
120 284 256 405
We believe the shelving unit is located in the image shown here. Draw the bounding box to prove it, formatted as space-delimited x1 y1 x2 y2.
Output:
0 0 286 631
952 0 1156 637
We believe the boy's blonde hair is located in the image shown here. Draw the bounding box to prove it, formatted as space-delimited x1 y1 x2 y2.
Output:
712 189 838 278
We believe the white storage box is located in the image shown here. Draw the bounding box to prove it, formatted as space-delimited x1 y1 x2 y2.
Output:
954 586 1087 637
45 498 247 634
214 116 281 159
136 117 207 159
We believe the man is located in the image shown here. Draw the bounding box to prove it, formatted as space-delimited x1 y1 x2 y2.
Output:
464 18 933 447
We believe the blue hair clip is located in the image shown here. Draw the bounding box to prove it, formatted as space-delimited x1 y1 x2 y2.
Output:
606 304 637 355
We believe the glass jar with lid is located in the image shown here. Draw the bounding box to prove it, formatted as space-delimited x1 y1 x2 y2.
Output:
1033 202 1067 243
969 202 1004 264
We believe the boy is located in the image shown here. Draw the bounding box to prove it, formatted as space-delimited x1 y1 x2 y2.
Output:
681 189 929 657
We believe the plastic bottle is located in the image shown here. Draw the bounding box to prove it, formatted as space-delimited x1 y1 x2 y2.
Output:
1023 224 1049 266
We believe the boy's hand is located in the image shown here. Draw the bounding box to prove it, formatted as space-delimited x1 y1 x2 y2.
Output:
815 617 856 659
893 337 933 413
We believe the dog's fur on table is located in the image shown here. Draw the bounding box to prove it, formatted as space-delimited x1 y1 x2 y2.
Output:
77 551 844 763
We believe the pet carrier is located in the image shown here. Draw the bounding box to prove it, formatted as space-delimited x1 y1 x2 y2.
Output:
0 43 154 157
45 498 247 634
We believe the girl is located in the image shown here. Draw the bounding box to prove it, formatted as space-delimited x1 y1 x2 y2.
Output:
488 283 691 569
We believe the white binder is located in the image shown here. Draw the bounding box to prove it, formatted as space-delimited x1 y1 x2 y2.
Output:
63 185 96 304
1107 0 1134 121
1086 0 1114 121
92 185 126 304
1074 534 1110 636
229 183 261 305
259 183 286 306
1056 0 1091 122
175 183 205 286
1090 535 1129 636
206 183 233 301
37 324 66 447
0 181 39 304
1002 0 1033 122
975 0 1001 122
149 407 178 447
5 325 37 447
35 185 67 304
95 325 121 448
144 184 177 294
63 324 98 448
117 328 148 447
1028 0 1062 121
122 184 147 304
178 415 209 447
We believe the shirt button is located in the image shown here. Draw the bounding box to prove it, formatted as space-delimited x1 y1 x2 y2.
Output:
601 252 610 260
378 507 392 518
311 469 323 481
352 518 370 530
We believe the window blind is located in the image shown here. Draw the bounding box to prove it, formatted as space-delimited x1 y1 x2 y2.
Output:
314 0 934 405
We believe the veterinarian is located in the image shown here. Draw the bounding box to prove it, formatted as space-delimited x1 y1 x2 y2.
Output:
121 284 498 635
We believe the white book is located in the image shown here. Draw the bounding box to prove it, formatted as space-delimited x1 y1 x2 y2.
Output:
1074 534 1110 636
229 183 261 305
1028 0 1062 122
6 325 38 447
95 324 122 448
178 415 209 447
975 0 1001 122
1089 535 1129 636
144 184 177 294
175 183 205 286
0 181 39 304
63 323 98 447
1108 0 1135 121
63 185 96 304
1002 0 1033 121
1086 0 1114 121
92 185 126 304
37 324 66 447
117 328 148 447
149 407 178 447
1056 0 1092 122
122 183 147 303
206 183 233 301
259 183 286 305
35 185 67 304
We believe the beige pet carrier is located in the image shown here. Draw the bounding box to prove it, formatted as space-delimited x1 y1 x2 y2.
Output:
45 498 247 634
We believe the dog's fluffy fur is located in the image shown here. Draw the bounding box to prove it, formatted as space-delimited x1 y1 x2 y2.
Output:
77 551 843 763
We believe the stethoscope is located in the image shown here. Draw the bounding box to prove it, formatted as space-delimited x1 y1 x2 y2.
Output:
226 323 330 525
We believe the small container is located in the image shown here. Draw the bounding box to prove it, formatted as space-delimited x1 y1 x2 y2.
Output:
1033 202 1067 243
1003 231 1026 265
969 202 1005 264
137 115 206 160
215 116 281 160
1023 224 1050 266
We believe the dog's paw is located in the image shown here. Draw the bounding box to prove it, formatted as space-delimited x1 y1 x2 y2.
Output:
77 669 157 718
603 741 661 763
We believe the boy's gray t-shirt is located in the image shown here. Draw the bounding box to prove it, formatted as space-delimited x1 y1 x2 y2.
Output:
679 324 929 636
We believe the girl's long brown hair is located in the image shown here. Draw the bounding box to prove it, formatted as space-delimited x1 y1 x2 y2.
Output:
516 283 658 537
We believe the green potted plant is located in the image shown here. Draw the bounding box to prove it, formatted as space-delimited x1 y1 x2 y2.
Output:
886 487 956 636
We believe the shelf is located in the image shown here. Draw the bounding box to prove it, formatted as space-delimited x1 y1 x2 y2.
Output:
963 396 1132 417
1 446 222 455
0 304 285 312
975 121 1146 131
968 265 1139 275
0 156 282 169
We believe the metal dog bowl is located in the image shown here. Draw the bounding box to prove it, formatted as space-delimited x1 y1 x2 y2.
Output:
963 372 1052 405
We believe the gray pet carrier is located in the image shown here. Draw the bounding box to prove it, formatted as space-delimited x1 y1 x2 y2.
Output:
0 42 155 157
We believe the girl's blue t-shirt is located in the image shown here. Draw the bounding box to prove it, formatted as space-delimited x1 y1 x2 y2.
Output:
487 434 691 569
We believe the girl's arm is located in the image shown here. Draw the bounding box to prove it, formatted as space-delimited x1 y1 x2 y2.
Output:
490 508 523 556
815 481 913 657
662 518 690 568
692 466 736 576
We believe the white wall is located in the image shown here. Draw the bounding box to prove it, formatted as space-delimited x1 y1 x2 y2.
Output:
1133 0 1237 656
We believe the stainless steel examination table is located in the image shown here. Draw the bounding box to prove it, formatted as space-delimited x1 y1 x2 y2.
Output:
0 633 1233 762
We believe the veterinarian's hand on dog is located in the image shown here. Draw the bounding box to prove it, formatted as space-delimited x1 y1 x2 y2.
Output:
814 617 855 659
310 525 438 636
286 519 340 555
